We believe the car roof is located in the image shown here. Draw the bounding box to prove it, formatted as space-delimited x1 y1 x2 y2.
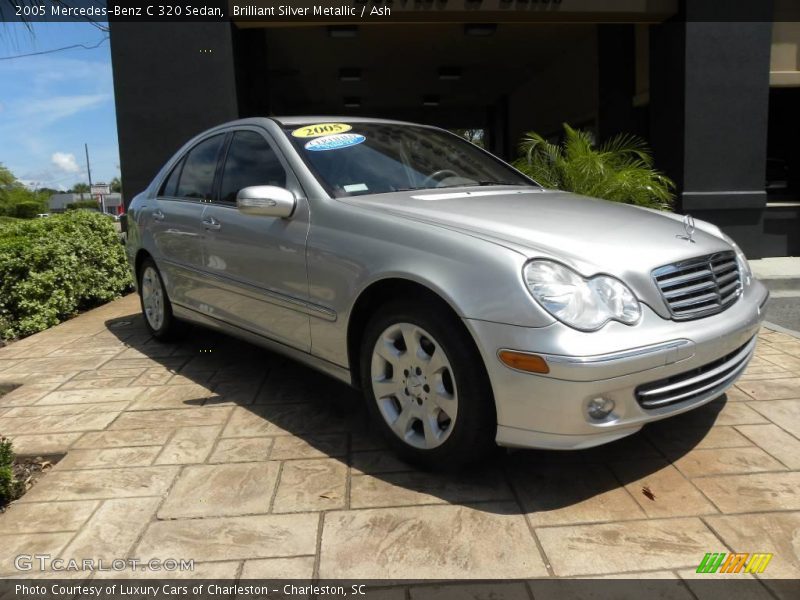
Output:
269 116 427 128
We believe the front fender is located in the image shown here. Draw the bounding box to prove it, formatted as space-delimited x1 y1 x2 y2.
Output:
306 199 555 368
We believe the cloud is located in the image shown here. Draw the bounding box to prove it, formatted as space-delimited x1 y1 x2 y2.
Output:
19 93 111 126
51 152 80 173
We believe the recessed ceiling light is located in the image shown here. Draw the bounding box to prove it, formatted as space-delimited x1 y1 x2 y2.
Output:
344 97 361 108
438 67 462 81
339 68 362 82
422 95 440 107
328 26 358 38
464 24 497 37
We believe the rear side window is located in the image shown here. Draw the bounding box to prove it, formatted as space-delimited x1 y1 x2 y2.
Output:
219 131 287 204
175 134 225 201
159 158 183 197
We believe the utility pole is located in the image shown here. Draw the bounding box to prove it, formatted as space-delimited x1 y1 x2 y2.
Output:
85 143 104 213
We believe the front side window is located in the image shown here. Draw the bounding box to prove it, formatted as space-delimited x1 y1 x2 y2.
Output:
283 122 534 197
175 134 225 201
219 131 287 204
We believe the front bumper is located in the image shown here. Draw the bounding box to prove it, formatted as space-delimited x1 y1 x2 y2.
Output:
465 279 769 450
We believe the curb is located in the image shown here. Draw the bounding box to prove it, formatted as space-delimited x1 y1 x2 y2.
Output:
763 320 800 340
758 278 800 292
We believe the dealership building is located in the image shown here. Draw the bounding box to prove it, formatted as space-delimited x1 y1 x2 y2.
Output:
110 0 799 258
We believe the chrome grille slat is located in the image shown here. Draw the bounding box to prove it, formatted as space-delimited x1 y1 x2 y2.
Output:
713 259 737 269
638 361 748 408
657 269 713 287
638 340 754 397
715 270 739 285
635 336 756 409
652 251 742 320
662 280 717 299
670 292 720 309
719 280 740 297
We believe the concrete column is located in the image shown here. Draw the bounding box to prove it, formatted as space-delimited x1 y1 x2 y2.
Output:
648 0 774 256
109 22 240 205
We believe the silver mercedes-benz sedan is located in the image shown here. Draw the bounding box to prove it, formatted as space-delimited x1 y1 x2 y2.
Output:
125 117 768 466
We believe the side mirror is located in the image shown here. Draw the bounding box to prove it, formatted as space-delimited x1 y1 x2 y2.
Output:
236 186 296 218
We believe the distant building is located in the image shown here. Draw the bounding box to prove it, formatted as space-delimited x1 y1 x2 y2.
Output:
49 192 124 214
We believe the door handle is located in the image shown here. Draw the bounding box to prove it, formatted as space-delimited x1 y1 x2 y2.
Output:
202 216 221 231
152 209 165 221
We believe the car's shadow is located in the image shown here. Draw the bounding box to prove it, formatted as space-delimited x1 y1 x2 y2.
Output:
103 308 729 517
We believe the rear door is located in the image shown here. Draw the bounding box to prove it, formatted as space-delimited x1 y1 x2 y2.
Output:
151 133 226 312
196 128 312 351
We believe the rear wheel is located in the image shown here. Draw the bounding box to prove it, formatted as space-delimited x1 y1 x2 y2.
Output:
360 301 495 469
138 258 180 341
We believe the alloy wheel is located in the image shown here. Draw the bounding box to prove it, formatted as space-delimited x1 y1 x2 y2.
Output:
141 266 165 331
370 322 458 449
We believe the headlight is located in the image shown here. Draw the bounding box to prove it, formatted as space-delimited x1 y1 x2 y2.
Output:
732 243 752 284
523 260 641 331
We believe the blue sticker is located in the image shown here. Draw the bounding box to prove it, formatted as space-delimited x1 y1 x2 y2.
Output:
305 133 365 152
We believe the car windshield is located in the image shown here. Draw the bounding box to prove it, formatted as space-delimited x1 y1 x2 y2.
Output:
282 122 535 197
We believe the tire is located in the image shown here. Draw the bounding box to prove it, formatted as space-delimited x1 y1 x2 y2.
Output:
360 300 496 469
138 258 181 341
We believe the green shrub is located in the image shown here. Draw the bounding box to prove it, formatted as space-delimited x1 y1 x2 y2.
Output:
0 211 133 340
13 202 43 219
513 123 675 211
0 437 21 505
66 200 99 211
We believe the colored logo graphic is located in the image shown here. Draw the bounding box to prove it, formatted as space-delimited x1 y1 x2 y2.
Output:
304 133 366 152
696 552 772 574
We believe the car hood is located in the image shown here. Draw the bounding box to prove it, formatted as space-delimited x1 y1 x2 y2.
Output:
341 187 734 317
341 187 731 274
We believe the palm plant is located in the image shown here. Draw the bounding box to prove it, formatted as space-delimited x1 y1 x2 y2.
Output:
513 123 675 211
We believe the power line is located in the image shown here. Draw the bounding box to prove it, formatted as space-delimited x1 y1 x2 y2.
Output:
0 35 108 61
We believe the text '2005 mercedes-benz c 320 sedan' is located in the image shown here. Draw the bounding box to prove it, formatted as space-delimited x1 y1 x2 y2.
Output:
125 117 768 467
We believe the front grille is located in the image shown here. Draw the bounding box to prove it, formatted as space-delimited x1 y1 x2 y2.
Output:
635 337 755 409
653 251 742 320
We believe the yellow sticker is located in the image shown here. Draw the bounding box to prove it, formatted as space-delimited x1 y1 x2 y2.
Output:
292 122 353 138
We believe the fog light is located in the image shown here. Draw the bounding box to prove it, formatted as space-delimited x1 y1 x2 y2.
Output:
587 397 615 420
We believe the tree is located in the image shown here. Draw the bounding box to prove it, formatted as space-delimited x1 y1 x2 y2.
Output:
0 165 48 218
512 123 675 211
110 177 122 194
0 165 13 188
452 129 485 148
66 200 98 211
0 165 15 216
70 182 90 201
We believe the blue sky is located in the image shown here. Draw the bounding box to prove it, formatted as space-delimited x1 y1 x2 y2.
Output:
0 22 119 190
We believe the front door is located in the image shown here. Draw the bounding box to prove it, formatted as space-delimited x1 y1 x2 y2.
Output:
197 128 312 352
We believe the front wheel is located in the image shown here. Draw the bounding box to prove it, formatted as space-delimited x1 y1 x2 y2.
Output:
360 301 496 469
138 258 180 341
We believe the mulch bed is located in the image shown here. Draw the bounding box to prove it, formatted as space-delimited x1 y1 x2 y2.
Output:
0 455 61 513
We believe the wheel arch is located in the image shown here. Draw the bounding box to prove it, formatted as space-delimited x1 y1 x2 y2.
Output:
346 277 478 389
134 249 153 284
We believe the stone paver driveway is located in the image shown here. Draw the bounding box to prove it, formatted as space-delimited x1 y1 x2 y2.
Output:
1 294 799 592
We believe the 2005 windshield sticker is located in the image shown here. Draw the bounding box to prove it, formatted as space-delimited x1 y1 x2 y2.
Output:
292 123 352 138
305 133 366 152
